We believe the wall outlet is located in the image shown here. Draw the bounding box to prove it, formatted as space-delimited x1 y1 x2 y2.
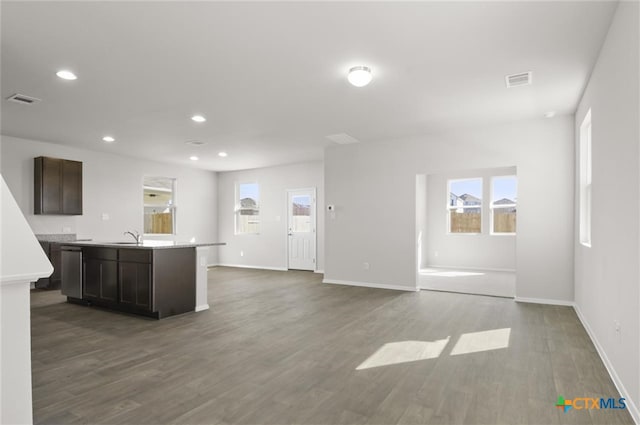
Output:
614 320 621 333
363 262 370 270
240 250 244 257
62 226 72 233
434 251 439 258
275 215 281 222
101 213 110 221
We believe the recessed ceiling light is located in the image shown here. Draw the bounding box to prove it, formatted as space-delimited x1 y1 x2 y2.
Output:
56 70 77 80
348 66 372 87
191 115 206 123
190 156 199 161
102 136 115 143
218 152 228 157
544 111 556 118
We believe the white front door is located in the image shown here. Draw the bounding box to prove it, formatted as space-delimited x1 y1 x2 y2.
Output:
287 188 316 271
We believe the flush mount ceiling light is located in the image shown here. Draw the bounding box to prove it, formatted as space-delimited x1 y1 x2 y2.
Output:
348 66 372 87
544 111 556 118
218 152 228 157
56 70 77 80
191 115 206 123
102 136 115 143
190 156 199 161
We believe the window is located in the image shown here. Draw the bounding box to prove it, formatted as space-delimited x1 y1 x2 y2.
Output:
236 183 260 234
448 178 482 233
291 194 311 233
580 109 592 246
143 176 176 235
491 176 517 234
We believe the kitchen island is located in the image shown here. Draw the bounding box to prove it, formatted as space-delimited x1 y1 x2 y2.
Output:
59 240 224 319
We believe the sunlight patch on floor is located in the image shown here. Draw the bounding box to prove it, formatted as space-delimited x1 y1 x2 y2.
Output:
356 338 450 370
450 328 511 356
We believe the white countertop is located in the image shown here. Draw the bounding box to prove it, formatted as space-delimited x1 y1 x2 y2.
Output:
59 240 225 250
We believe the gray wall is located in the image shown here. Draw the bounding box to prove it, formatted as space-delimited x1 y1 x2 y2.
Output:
217 161 324 271
0 135 220 264
325 116 574 300
424 166 517 271
574 1 640 418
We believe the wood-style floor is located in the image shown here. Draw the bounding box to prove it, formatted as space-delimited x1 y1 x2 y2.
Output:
31 267 633 425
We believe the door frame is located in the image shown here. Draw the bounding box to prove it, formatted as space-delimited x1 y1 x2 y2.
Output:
286 187 317 271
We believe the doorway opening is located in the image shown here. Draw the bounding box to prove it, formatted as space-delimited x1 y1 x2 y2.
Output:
416 167 517 298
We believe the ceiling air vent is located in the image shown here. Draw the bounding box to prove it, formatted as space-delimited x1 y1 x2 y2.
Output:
326 133 361 145
6 93 42 105
185 140 207 146
505 72 532 88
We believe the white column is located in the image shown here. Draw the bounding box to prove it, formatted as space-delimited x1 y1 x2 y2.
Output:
1 176 53 424
194 246 210 312
1 280 35 424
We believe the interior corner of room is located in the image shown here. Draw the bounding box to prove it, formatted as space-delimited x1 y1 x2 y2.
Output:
1 1 639 424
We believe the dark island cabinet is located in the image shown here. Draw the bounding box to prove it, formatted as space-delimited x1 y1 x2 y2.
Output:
119 250 152 311
82 248 117 302
64 245 195 319
34 156 83 215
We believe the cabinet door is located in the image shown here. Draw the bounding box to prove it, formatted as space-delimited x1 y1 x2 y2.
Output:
62 160 83 214
36 157 63 214
49 247 62 288
83 258 117 301
119 262 152 310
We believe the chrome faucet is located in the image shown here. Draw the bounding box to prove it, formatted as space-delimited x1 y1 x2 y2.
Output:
124 230 142 244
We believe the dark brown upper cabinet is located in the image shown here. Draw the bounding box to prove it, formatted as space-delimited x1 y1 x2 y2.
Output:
34 156 83 215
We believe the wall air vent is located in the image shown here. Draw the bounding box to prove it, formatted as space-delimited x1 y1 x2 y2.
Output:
6 93 42 105
505 72 532 88
326 133 361 145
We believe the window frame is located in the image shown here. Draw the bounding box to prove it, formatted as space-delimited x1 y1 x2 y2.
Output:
143 176 177 236
447 177 483 235
579 109 592 247
235 182 260 235
490 175 517 236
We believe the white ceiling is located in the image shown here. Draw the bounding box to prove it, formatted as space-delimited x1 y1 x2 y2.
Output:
1 1 617 172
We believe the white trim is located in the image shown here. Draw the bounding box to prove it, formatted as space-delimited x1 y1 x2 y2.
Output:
323 278 418 292
314 269 325 274
207 264 219 269
1 274 51 286
424 265 516 273
514 296 574 307
195 304 210 312
217 263 288 272
574 304 640 424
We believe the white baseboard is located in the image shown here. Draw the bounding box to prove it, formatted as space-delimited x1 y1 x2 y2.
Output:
424 264 516 273
514 296 575 307
314 269 325 274
574 304 640 424
217 263 288 272
323 278 418 292
195 304 210 312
